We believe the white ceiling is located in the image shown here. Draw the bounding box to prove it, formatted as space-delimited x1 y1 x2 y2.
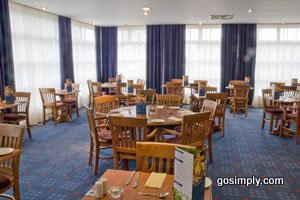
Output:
12 0 300 26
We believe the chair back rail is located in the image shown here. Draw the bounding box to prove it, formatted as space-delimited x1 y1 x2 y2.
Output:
156 94 182 107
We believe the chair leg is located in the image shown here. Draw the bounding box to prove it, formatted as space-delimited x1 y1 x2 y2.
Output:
261 111 266 129
93 148 99 175
208 134 213 163
42 108 46 125
113 153 119 169
13 179 20 200
54 109 58 126
88 139 93 166
296 124 299 144
26 118 32 138
122 159 129 170
221 116 225 137
269 114 274 133
76 104 80 118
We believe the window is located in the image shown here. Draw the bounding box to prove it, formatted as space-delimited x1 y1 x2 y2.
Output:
117 26 146 82
185 25 221 88
254 25 300 106
10 2 60 124
72 20 97 106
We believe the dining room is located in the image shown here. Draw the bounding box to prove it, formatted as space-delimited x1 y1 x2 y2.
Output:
0 0 299 200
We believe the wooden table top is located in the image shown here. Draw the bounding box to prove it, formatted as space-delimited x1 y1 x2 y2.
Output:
268 97 300 104
55 90 78 95
99 106 196 127
82 169 212 200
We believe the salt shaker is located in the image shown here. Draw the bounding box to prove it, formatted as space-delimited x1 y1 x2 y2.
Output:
95 180 103 198
100 178 108 195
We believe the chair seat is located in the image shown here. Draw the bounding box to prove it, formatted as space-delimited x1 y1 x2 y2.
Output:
265 108 283 114
0 174 11 190
287 113 297 119
98 129 112 141
62 99 76 103
3 113 25 121
44 102 67 107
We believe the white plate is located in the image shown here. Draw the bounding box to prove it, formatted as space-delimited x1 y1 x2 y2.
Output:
170 106 180 110
156 106 164 109
109 113 124 117
0 148 14 156
150 119 165 123
205 177 212 188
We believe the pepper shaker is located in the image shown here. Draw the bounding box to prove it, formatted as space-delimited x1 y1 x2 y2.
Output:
95 180 103 198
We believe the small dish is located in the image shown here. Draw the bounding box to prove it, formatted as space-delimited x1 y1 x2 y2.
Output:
150 119 165 123
170 106 180 110
205 177 212 188
0 148 14 156
107 186 124 199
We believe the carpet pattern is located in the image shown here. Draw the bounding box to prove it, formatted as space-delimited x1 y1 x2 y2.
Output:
5 108 300 199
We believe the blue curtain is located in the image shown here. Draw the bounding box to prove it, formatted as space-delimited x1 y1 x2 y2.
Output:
221 24 257 104
58 16 74 89
0 0 15 98
146 25 185 93
95 26 102 82
101 27 117 83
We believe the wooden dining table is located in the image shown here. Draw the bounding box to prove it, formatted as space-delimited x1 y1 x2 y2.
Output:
82 169 212 200
0 102 21 120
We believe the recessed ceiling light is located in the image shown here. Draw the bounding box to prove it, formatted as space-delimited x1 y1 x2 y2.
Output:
199 22 203 25
248 9 253 13
142 7 151 12
42 6 47 11
91 21 95 25
144 12 149 16
281 21 286 24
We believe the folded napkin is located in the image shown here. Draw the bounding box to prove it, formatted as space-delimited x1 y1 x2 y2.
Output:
168 116 182 121
170 106 180 109
156 106 164 109
108 113 124 117
145 172 166 188
150 119 165 123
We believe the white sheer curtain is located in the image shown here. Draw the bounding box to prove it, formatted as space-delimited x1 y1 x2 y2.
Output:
71 20 97 106
185 25 221 88
10 2 61 124
117 26 146 82
253 24 300 106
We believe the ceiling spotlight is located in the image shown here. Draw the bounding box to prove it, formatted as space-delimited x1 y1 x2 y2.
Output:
91 21 95 25
199 22 203 25
281 21 286 24
248 9 253 13
42 6 47 11
142 6 151 16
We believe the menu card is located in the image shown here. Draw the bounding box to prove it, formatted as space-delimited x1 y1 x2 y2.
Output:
183 75 189 87
127 80 134 93
5 86 14 104
291 78 298 87
244 76 251 85
272 83 281 100
116 75 122 83
66 79 72 92
174 147 207 200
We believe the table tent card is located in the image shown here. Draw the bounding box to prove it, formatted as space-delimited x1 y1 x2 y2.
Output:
183 75 189 87
5 86 14 104
66 79 72 92
127 80 134 93
174 146 207 200
291 78 298 87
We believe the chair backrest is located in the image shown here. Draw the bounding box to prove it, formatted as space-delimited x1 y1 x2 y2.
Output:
85 105 99 148
280 86 296 97
233 84 250 98
270 82 285 88
39 88 56 106
91 82 103 97
171 79 183 84
13 92 31 115
136 79 145 86
165 82 183 95
206 93 228 115
109 78 117 83
64 83 79 99
230 80 245 86
94 96 116 114
0 124 24 149
205 86 217 94
109 116 148 156
194 80 208 87
136 89 156 105
136 142 195 174
262 89 273 108
181 112 211 148
116 83 127 95
156 94 182 107
108 78 117 93
201 99 218 120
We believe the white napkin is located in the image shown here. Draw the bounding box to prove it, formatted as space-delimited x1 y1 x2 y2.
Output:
168 116 182 121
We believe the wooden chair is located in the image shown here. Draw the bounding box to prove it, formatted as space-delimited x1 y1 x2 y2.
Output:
94 96 116 125
190 94 201 112
108 78 117 95
261 89 283 133
136 89 156 105
201 100 218 162
0 124 24 200
39 88 68 126
156 95 182 107
91 82 103 99
85 105 112 175
206 93 228 136
281 105 300 144
3 92 31 138
63 83 80 118
171 79 183 84
270 82 285 88
165 82 183 96
136 79 145 86
194 80 208 87
229 80 245 86
229 85 250 116
136 142 195 174
116 83 127 106
87 80 93 107
280 86 296 97
109 116 157 169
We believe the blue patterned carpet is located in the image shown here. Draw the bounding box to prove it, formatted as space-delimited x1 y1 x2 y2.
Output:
7 108 300 200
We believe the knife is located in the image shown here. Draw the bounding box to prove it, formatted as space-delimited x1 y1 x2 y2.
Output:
125 170 136 185
133 171 141 188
